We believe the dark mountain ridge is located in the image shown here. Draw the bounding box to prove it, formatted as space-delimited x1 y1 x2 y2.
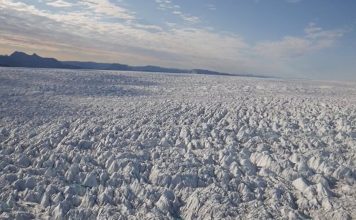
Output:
0 51 77 69
0 51 270 78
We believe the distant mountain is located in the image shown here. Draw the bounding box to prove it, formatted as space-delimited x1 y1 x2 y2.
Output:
62 61 114 70
191 69 271 78
191 69 235 76
63 61 189 73
132 65 189 73
0 51 270 78
0 51 77 69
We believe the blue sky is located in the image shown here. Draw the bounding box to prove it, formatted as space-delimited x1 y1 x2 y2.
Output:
0 0 355 79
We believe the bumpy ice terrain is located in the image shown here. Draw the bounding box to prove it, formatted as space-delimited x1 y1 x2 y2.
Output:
0 68 355 219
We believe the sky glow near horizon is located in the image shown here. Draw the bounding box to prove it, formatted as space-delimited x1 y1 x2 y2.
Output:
0 0 355 79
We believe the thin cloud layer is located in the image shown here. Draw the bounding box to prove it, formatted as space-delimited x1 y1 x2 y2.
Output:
155 0 200 23
255 23 346 59
46 0 74 8
0 0 349 77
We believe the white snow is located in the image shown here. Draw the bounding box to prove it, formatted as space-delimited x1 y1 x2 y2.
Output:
0 67 355 219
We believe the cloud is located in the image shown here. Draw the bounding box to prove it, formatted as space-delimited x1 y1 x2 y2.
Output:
154 0 200 24
155 0 177 10
254 23 346 59
0 0 348 76
172 11 200 23
46 0 74 8
206 4 216 11
79 0 135 20
0 0 239 67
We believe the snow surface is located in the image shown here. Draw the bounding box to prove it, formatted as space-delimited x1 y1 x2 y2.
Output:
0 67 355 219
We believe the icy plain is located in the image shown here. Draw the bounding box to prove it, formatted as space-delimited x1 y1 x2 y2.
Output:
0 67 355 219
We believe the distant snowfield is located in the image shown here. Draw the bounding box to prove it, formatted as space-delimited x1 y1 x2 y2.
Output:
0 67 355 219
